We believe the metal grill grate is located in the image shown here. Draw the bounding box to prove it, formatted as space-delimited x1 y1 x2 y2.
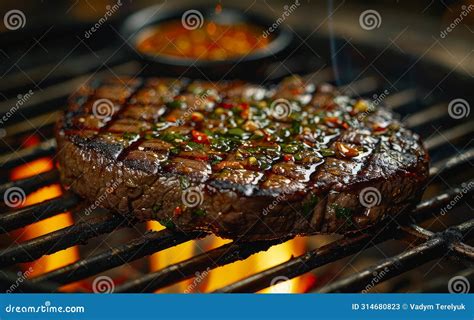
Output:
0 21 473 294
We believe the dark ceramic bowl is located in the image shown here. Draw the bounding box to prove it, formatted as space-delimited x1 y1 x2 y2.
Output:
121 5 294 80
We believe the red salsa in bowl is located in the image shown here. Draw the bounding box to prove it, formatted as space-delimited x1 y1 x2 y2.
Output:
121 5 293 79
136 20 271 61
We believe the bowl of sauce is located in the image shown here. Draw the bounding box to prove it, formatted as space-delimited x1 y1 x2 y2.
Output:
121 5 293 80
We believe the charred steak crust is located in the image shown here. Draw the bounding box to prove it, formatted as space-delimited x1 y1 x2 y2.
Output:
56 76 429 240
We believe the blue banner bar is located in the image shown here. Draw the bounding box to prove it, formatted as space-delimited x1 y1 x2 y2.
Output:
0 294 472 319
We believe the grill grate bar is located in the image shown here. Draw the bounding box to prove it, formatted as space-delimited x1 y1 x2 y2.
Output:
0 48 128 94
0 111 61 142
0 139 56 169
212 181 473 293
384 89 417 110
214 230 386 293
317 219 474 293
0 271 58 293
429 148 474 177
114 238 288 293
5 177 473 291
0 169 59 198
32 230 205 285
320 237 444 293
451 242 474 261
403 103 447 128
425 121 474 150
0 192 79 234
0 62 137 119
338 76 380 96
0 214 135 267
401 225 474 262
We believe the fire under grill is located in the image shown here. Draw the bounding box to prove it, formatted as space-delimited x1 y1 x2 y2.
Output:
0 19 473 294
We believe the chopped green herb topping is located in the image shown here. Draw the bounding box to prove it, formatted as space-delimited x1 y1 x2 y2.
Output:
184 141 204 152
227 127 247 137
193 208 207 217
320 148 335 157
160 132 187 143
122 132 140 140
179 176 190 190
281 143 300 154
302 195 319 218
332 204 353 220
167 100 185 109
211 136 237 152
290 121 302 135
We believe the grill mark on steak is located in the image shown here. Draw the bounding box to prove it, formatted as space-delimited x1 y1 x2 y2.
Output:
56 76 429 240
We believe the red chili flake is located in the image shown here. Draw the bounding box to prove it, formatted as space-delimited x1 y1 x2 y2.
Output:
191 130 210 144
193 154 209 161
191 112 204 122
220 102 233 109
290 88 303 95
341 122 350 130
373 124 388 132
325 116 349 129
241 109 250 119
173 206 182 216
283 154 294 162
260 130 273 142
324 116 340 127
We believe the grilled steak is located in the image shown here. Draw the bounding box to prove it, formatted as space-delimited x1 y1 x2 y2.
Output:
56 76 429 240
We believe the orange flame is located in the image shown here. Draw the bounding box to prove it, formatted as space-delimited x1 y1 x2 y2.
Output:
147 221 195 293
10 145 79 286
201 236 308 293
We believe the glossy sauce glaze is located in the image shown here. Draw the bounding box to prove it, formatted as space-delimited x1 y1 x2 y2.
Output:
61 76 410 196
